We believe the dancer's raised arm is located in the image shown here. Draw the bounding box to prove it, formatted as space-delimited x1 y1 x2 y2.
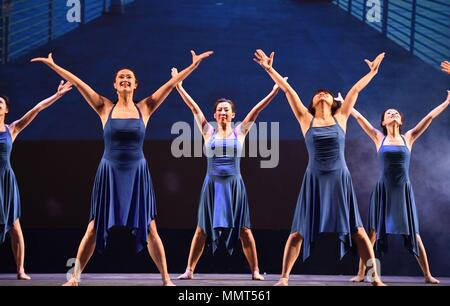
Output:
139 50 213 118
31 53 110 116
236 80 283 137
171 68 213 140
351 108 384 146
339 52 385 118
405 90 450 145
9 80 73 141
254 49 311 129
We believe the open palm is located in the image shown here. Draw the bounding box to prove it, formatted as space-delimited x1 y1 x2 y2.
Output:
254 49 274 70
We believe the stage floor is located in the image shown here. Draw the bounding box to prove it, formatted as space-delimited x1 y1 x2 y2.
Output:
0 274 448 286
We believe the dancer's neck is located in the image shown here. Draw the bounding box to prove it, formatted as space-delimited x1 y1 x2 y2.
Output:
116 93 134 108
386 123 401 138
216 122 234 138
314 103 333 121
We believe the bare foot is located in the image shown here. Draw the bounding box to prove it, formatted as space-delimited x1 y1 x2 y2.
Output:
163 279 176 286
62 277 79 286
177 269 194 280
425 276 440 284
252 271 265 281
17 272 31 280
350 275 365 282
274 277 289 286
371 279 387 286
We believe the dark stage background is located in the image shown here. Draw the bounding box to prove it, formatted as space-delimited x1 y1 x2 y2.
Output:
0 0 449 277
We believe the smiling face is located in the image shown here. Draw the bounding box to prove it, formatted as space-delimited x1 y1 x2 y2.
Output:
213 101 235 124
114 69 138 94
0 96 9 118
381 108 404 135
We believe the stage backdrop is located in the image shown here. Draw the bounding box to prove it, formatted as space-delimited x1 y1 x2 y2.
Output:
0 0 449 277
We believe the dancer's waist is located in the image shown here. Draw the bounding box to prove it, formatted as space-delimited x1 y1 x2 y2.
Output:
103 148 145 163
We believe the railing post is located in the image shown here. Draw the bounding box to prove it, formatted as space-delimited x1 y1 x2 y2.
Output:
110 0 125 14
362 0 367 22
0 0 3 64
48 0 53 41
0 0 11 64
81 0 86 24
103 0 110 14
409 0 417 53
382 0 388 35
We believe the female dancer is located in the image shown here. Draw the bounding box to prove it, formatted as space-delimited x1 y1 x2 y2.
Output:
0 80 73 280
171 67 283 281
350 91 450 284
31 50 213 286
254 49 385 286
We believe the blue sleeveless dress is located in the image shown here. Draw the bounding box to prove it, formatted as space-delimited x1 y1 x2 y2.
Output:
89 104 156 253
291 117 363 261
197 129 251 255
368 136 420 257
0 127 21 244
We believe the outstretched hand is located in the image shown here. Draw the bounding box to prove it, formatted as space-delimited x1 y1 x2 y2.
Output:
254 49 275 70
56 80 73 97
441 61 450 75
171 67 183 87
446 90 450 104
334 92 345 103
31 53 55 66
191 50 214 67
364 52 385 74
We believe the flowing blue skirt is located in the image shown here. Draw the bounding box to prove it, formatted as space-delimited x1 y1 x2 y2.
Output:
197 174 251 255
89 158 157 253
0 166 21 244
291 168 363 261
368 180 420 257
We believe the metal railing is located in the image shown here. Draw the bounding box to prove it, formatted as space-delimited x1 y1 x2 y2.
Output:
0 0 131 64
332 0 450 68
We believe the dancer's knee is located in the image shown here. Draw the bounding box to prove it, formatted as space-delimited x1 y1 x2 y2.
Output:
240 227 252 240
353 227 367 240
290 232 303 244
86 222 97 238
194 227 206 239
10 221 21 238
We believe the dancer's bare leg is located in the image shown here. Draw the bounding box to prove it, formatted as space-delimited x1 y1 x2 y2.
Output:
10 220 30 280
414 234 440 284
350 229 377 282
352 227 385 286
274 232 303 286
240 227 264 280
146 220 175 286
178 226 207 280
63 220 96 286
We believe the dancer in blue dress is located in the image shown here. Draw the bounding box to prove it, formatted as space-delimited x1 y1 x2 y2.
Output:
350 90 450 284
171 67 283 281
0 81 73 280
254 49 385 286
32 51 213 286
